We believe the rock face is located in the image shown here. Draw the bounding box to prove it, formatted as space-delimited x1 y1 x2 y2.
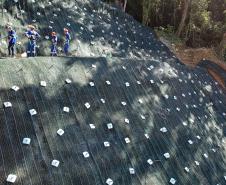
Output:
0 1 226 185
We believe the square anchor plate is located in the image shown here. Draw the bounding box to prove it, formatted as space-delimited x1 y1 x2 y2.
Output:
164 153 170 159
7 174 17 183
65 78 72 84
89 124 95 129
129 168 135 174
107 123 113 130
29 109 37 116
63 107 70 113
85 102 91 109
4 102 12 108
104 141 110 147
184 167 190 173
83 151 90 158
124 118 130 124
125 137 130 144
106 178 113 185
121 101 127 106
147 159 153 165
170 178 176 184
40 81 47 87
57 129 64 136
100 99 105 104
22 138 31 145
11 85 20 91
144 134 149 139
51 160 60 167
125 82 130 87
106 80 111 85
160 127 167 133
89 82 95 87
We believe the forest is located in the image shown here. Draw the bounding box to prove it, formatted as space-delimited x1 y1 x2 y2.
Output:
105 0 226 60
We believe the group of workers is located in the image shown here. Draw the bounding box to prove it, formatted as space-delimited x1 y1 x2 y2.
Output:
50 28 71 57
4 24 71 57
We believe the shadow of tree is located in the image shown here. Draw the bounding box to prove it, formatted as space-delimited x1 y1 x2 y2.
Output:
0 56 225 185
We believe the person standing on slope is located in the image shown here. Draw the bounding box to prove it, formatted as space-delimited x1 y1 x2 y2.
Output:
50 31 58 56
63 28 71 55
6 24 17 57
25 25 40 57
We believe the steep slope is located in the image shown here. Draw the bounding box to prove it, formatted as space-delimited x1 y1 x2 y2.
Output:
0 56 226 185
0 1 226 185
0 0 161 58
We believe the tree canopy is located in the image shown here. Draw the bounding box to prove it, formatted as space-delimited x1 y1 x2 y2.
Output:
105 0 226 48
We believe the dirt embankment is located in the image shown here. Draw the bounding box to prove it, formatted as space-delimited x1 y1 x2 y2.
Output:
173 46 226 90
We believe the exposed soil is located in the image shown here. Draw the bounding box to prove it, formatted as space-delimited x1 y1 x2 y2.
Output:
173 45 226 90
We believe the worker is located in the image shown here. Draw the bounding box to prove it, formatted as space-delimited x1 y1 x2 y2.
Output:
25 25 40 57
63 28 71 55
6 24 17 57
50 31 58 56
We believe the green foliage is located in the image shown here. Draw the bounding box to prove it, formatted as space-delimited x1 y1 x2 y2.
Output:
189 0 211 31
155 25 185 45
142 0 161 25
105 0 226 47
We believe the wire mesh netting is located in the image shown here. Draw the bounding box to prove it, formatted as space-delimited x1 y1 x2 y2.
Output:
0 0 226 185
0 56 225 185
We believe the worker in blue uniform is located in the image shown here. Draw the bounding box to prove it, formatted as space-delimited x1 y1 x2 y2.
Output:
6 24 17 57
25 25 40 57
50 32 58 56
63 28 71 55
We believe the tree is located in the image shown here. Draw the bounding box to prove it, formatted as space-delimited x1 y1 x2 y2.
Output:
123 0 127 12
176 0 191 36
1 0 3 17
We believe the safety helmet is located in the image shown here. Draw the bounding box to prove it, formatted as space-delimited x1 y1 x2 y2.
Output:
28 25 35 30
63 28 69 32
5 23 12 29
6 26 12 29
